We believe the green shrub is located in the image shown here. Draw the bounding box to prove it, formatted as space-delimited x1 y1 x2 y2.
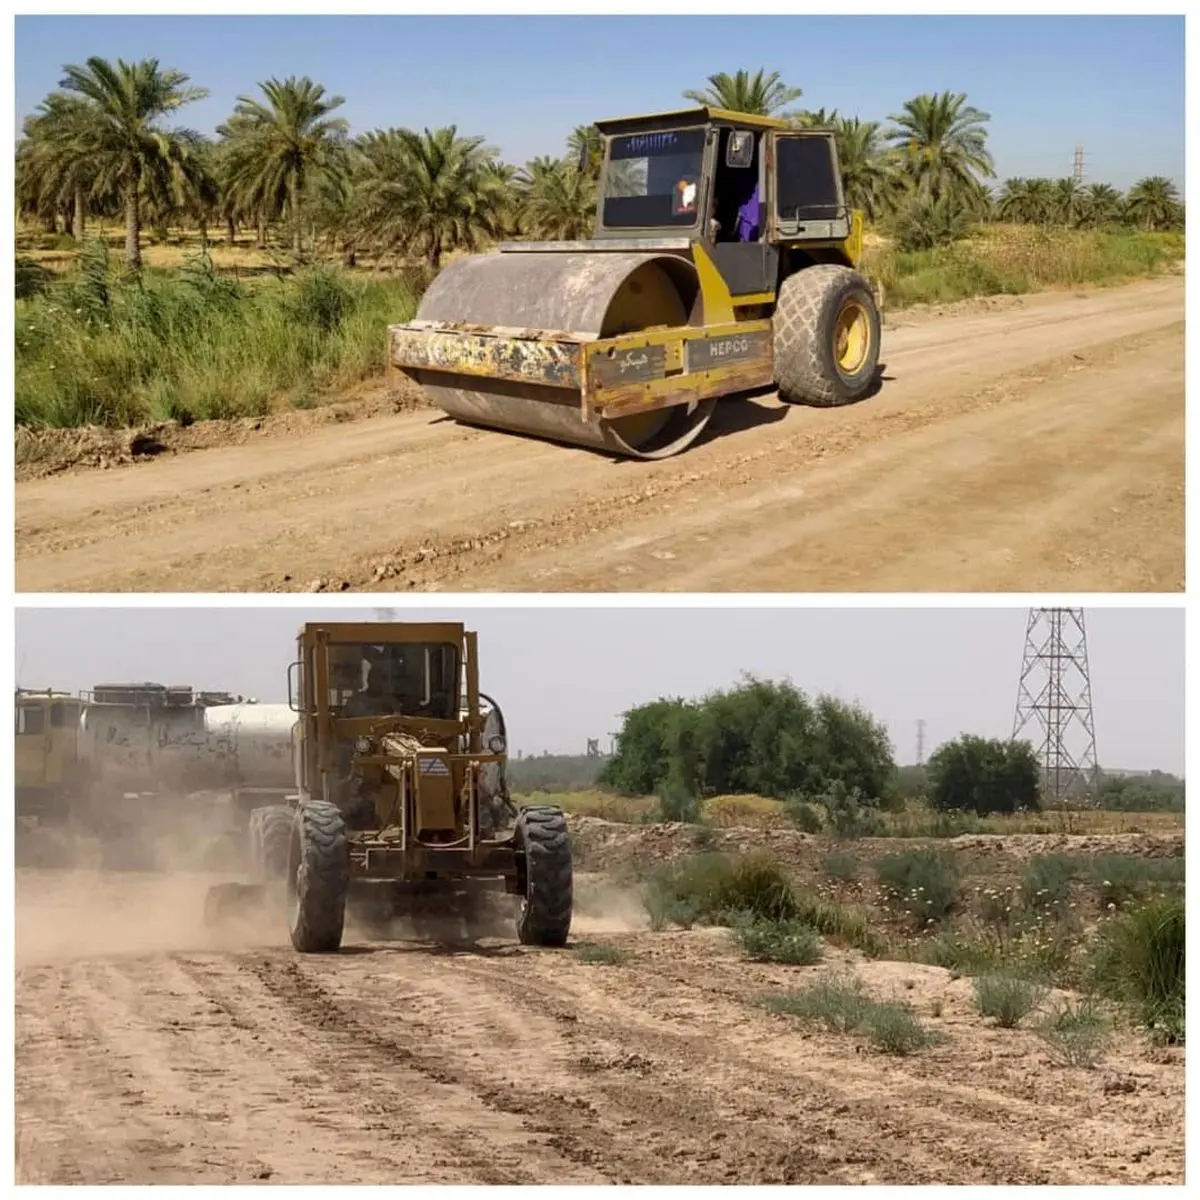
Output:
790 890 885 956
973 972 1047 1028
862 1001 938 1055
1086 855 1184 908
1037 996 1111 1067
573 943 628 965
642 852 798 929
874 847 961 924
1091 895 1185 1044
733 918 822 965
823 849 859 882
785 798 824 833
760 972 873 1033
1021 855 1076 909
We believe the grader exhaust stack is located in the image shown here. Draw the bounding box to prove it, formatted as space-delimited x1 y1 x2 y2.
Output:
389 107 883 459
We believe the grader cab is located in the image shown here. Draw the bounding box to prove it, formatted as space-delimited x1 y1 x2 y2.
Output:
208 621 573 953
389 106 882 459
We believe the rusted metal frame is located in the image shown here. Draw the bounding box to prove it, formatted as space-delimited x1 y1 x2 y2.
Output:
310 629 333 802
582 319 773 420
389 326 584 390
335 714 466 740
464 631 481 753
303 621 467 645
350 843 516 879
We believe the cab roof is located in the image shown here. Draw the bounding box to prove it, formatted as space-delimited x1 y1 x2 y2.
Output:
593 106 792 135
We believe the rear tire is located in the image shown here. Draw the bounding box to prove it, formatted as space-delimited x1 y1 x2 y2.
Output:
773 263 881 407
514 805 572 947
287 800 349 952
252 804 294 880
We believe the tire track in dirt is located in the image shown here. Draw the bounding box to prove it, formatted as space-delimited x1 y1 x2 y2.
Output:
14 276 1184 593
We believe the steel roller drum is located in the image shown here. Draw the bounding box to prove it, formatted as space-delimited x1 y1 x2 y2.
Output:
407 251 716 459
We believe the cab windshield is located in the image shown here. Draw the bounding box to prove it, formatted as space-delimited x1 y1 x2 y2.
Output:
601 127 706 229
325 642 460 721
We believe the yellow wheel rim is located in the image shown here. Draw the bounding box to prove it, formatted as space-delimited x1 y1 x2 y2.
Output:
834 299 871 375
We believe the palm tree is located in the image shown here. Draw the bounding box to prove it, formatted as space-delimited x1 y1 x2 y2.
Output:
791 106 839 129
683 69 802 117
354 126 508 269
56 56 208 268
223 76 349 255
16 93 103 238
829 117 906 221
1124 176 1181 231
1080 182 1123 229
567 124 603 179
518 156 596 240
1052 177 1087 227
885 91 995 207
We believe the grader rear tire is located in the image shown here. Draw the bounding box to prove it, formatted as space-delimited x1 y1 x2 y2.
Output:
514 805 573 947
773 263 881 407
287 800 349 953
253 804 293 880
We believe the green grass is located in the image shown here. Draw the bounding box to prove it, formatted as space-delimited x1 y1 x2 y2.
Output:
573 943 629 966
869 228 1183 309
874 846 961 925
732 917 823 965
15 241 418 429
1036 996 1112 1068
761 972 938 1055
1090 895 1185 1044
973 972 1048 1028
643 852 800 930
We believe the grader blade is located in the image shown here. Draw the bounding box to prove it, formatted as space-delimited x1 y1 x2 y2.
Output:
389 250 720 460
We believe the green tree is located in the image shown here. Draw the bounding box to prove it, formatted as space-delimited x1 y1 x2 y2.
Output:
599 697 688 795
353 125 509 269
683 68 802 116
518 155 595 240
830 116 907 221
221 76 349 256
926 735 1041 815
56 56 209 269
885 90 995 207
1080 182 1124 228
1123 176 1182 231
16 93 102 238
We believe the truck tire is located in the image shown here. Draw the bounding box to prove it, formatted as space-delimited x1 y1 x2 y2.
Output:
773 263 881 407
253 804 294 880
287 800 349 953
514 805 572 947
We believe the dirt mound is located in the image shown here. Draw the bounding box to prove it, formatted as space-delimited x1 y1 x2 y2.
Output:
568 815 1186 879
15 376 429 481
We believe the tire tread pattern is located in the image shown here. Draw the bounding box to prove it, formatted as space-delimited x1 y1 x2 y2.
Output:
288 799 349 953
773 263 880 407
515 804 573 947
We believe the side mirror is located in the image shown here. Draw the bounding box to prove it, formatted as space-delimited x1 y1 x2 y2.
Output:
287 660 302 713
726 130 754 169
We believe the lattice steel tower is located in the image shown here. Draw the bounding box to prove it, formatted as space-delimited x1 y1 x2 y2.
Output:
1012 608 1099 804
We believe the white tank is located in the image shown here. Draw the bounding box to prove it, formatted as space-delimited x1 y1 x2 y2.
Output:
77 700 297 793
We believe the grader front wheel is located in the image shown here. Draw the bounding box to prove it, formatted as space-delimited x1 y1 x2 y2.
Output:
773 264 881 407
514 805 573 947
287 800 349 953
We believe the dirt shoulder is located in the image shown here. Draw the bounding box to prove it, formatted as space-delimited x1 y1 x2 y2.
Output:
14 275 1184 593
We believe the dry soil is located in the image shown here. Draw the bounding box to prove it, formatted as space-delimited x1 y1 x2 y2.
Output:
14 857 1184 1185
14 276 1184 593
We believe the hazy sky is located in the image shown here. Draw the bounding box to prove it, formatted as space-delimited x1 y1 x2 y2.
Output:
13 607 1184 772
14 14 1185 193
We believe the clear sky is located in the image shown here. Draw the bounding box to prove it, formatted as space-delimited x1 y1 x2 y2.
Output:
13 607 1184 773
14 13 1185 193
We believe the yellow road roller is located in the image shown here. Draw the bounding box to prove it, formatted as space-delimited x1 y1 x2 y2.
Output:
388 106 883 460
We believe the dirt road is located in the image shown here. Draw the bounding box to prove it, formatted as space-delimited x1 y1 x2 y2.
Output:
15 869 1184 1185
15 277 1184 593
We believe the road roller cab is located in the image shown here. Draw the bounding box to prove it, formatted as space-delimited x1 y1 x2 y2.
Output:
210 621 573 953
389 106 882 459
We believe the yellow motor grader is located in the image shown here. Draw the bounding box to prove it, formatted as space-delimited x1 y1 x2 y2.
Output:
388 106 882 459
206 621 572 951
